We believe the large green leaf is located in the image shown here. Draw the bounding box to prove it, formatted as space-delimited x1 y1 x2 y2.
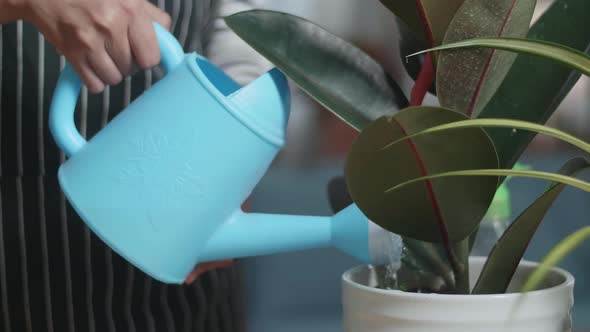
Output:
472 157 590 294
415 38 590 76
436 0 536 117
225 10 408 131
383 118 590 154
326 176 458 291
480 0 590 169
387 169 590 196
345 106 499 243
522 226 590 292
380 0 465 46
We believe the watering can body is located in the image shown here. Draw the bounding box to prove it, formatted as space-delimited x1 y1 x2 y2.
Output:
50 24 392 284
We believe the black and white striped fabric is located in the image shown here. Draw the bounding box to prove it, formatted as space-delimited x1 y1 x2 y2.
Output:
0 1 247 331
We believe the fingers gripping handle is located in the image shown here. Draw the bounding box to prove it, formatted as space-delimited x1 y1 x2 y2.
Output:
154 23 185 73
49 23 185 157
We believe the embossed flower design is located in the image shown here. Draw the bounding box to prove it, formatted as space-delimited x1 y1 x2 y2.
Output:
114 130 203 230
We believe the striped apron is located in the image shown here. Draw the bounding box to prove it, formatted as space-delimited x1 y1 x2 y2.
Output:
0 1 244 331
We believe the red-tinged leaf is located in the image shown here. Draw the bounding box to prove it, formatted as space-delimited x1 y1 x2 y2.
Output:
479 0 590 170
417 0 467 47
437 0 537 117
345 107 499 244
380 0 465 46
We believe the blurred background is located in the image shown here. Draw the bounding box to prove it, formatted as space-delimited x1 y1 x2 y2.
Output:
237 0 590 331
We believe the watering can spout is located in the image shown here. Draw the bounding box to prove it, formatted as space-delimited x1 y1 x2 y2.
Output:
227 68 291 147
201 204 395 266
48 21 398 285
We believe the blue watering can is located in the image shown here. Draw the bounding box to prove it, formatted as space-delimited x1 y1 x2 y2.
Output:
49 24 392 284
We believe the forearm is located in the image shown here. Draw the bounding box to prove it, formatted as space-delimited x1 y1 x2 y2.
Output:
0 0 30 24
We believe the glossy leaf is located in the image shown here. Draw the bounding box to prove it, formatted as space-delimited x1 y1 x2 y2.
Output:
345 106 499 243
415 38 590 76
522 226 590 292
225 10 408 131
471 158 590 294
383 119 590 154
436 0 536 117
387 169 590 194
379 0 428 45
326 176 457 291
380 0 465 46
479 0 590 169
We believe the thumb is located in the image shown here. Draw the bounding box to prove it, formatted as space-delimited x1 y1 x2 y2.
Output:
143 1 172 30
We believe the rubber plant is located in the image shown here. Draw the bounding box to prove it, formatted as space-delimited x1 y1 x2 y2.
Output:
225 0 590 294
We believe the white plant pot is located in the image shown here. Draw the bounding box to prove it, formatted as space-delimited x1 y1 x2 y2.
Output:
342 257 574 332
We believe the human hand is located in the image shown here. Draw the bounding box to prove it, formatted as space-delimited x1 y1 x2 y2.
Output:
185 260 233 284
24 0 171 93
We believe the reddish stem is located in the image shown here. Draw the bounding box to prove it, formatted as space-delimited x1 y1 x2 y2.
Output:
411 0 435 107
410 53 435 106
412 0 462 278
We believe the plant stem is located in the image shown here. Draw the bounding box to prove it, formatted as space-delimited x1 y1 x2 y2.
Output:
404 239 455 288
410 54 434 106
452 239 471 294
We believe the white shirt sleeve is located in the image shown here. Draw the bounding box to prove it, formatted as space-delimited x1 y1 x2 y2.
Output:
205 0 274 85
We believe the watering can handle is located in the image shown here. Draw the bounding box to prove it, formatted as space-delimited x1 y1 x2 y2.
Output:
49 23 185 157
